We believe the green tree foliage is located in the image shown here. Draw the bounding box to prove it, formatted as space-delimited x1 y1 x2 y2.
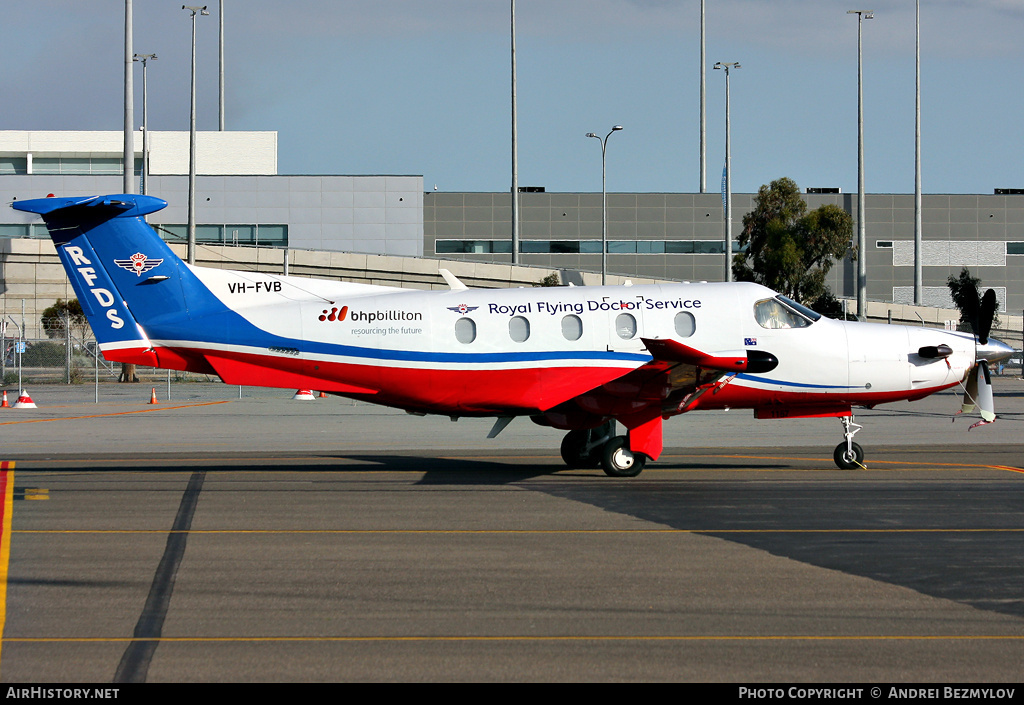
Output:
40 299 89 340
732 178 854 312
947 267 999 332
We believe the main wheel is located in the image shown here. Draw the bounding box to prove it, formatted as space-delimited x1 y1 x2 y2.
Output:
560 430 592 469
833 441 864 470
601 436 646 478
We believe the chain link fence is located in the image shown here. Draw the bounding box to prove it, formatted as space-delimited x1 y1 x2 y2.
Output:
2 314 215 387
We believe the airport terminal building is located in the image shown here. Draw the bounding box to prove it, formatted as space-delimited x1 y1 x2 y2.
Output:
2 130 1022 316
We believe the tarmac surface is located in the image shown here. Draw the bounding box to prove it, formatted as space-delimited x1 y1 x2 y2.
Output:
0 378 1022 682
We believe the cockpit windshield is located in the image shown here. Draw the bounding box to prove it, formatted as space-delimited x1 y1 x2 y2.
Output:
754 296 821 329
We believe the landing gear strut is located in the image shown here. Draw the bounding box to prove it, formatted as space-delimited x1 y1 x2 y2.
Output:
833 415 865 470
559 422 614 469
559 423 648 477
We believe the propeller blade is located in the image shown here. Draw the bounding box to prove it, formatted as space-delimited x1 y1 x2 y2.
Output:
963 288 980 339
969 360 996 430
978 289 997 346
958 363 978 417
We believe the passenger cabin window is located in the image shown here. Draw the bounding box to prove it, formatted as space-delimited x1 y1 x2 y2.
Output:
615 313 637 340
509 316 530 343
561 314 583 341
754 297 818 329
455 317 476 344
674 311 696 337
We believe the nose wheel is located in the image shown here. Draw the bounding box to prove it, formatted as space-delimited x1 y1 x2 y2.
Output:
834 415 866 470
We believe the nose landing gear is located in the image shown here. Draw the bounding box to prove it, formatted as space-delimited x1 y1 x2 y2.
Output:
834 415 865 470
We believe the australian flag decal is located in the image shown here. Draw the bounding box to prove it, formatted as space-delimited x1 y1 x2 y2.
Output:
744 337 757 346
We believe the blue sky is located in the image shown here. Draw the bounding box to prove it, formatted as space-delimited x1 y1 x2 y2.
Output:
3 1 1023 194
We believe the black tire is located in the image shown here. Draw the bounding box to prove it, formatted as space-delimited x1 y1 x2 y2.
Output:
833 441 864 470
560 430 592 469
601 436 646 478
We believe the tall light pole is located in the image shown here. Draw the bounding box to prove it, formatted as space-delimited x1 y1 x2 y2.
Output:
219 0 225 131
511 0 519 264
586 126 623 286
123 0 134 195
914 0 922 305
184 5 209 265
699 0 706 193
849 9 873 319
133 53 157 196
715 61 740 282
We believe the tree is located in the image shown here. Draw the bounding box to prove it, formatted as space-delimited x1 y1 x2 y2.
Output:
947 267 999 332
732 177 854 313
40 299 89 340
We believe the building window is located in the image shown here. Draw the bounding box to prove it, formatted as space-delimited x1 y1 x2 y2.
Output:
0 157 27 175
876 241 893 248
0 224 29 239
28 156 143 176
1008 242 1024 255
154 223 288 248
435 240 513 254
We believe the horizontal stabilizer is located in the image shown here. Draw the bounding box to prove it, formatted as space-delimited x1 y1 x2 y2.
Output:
12 194 167 220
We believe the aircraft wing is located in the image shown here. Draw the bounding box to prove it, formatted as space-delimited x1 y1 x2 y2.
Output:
556 338 779 426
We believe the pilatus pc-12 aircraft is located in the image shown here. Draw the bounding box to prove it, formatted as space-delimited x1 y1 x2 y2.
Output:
12 193 1014 477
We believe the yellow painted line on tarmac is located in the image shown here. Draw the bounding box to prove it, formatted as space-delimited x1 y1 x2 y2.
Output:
0 401 231 426
3 634 1024 644
0 462 15 675
11 527 1024 535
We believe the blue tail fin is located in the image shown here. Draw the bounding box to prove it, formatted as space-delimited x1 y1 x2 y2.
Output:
11 194 221 368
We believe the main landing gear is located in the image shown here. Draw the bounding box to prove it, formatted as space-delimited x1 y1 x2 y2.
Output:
833 415 865 470
559 422 647 478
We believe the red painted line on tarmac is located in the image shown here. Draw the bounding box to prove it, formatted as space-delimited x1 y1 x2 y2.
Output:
0 461 15 674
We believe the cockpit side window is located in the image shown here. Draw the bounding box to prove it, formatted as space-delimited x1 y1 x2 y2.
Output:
754 297 816 329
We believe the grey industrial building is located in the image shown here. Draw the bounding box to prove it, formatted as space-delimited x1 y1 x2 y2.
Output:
2 131 1022 317
424 190 1024 314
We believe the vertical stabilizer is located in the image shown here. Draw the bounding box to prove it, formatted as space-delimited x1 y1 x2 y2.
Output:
11 194 220 367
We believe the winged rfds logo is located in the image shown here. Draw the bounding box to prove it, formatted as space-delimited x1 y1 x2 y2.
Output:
447 304 478 315
114 252 164 276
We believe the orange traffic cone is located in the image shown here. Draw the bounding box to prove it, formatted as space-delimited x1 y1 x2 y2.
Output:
149 387 158 404
319 391 328 398
1 390 9 408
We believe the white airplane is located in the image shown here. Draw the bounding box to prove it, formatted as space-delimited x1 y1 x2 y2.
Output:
12 193 1014 476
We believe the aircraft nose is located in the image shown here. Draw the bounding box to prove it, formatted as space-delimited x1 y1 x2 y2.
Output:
977 337 1016 364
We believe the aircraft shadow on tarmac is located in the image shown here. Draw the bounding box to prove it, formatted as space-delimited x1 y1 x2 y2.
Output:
35 453 1024 622
535 476 1024 621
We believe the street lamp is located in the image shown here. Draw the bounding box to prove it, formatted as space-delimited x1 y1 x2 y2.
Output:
133 53 157 196
586 125 623 285
714 61 740 282
183 5 209 265
848 9 873 319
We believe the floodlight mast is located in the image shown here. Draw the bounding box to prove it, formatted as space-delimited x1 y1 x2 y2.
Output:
587 126 624 285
